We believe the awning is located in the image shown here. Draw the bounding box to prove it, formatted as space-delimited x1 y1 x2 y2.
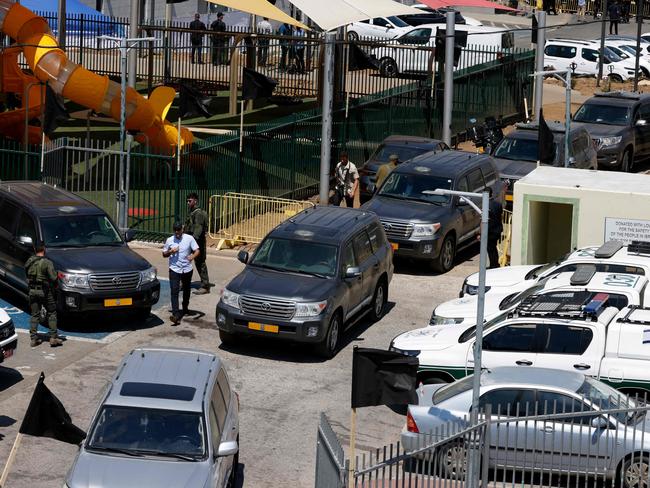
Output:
287 0 424 32
206 0 309 29
418 0 518 12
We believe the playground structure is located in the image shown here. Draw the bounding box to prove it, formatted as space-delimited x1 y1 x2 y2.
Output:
0 0 192 152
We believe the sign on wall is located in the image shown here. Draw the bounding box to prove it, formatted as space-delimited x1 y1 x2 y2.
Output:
604 217 650 244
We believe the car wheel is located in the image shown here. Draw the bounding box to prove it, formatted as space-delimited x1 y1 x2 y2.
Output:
642 67 650 79
610 74 624 83
315 313 341 359
621 148 633 173
438 442 468 480
348 31 359 41
432 234 456 274
621 454 650 488
219 329 239 346
368 279 387 322
379 57 398 78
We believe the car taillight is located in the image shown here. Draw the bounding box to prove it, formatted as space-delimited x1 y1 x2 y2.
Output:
406 410 419 433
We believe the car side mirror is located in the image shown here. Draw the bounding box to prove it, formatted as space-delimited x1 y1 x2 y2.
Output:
591 416 610 429
345 266 361 278
17 235 33 247
636 119 647 126
216 440 238 458
387 24 394 29
237 250 249 264
124 229 136 243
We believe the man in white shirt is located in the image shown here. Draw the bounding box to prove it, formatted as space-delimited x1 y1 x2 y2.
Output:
257 17 272 67
333 151 359 208
162 221 200 324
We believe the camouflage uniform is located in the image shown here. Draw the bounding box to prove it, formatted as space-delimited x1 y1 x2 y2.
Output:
25 255 58 341
185 206 210 289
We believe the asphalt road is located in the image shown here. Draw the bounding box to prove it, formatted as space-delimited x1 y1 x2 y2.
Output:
0 244 480 488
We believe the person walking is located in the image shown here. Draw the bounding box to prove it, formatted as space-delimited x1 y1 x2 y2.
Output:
332 151 359 208
609 0 621 34
26 242 62 347
621 0 631 22
487 187 504 269
293 26 306 74
210 12 228 65
190 13 206 64
374 154 400 191
278 23 292 71
257 17 272 67
185 192 210 294
163 222 200 325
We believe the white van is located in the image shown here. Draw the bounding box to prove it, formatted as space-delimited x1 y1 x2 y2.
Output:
371 24 513 78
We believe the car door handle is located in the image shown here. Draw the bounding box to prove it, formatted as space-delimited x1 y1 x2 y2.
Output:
574 363 591 370
540 425 554 434
515 359 533 366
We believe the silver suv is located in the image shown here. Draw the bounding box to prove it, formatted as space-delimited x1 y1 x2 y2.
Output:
65 347 239 488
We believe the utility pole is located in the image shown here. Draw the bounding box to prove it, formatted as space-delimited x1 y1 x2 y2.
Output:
319 32 335 206
534 11 546 121
57 0 67 48
634 0 644 91
441 11 454 146
597 0 608 86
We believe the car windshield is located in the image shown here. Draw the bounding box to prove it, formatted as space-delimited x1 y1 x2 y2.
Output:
458 311 510 343
493 136 554 162
378 172 452 204
576 377 637 424
604 46 623 62
498 280 548 310
388 15 409 27
608 46 630 59
370 144 430 164
621 45 639 54
432 374 474 404
41 214 122 248
574 103 631 125
250 237 338 277
87 406 206 459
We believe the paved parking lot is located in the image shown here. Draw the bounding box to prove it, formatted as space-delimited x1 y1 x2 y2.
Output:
0 244 478 488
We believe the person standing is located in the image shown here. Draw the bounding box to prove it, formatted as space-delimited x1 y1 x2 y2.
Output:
609 0 621 34
333 151 359 208
487 187 503 269
163 222 200 325
278 23 292 71
26 242 62 347
577 0 586 19
185 192 210 294
257 17 272 67
374 154 400 191
294 26 306 74
621 0 631 22
190 13 206 64
210 12 228 65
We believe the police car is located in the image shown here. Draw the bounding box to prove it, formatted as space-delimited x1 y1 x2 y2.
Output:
433 266 650 326
0 309 16 363
460 240 650 297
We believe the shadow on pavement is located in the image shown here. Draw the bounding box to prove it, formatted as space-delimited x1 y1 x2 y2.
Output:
60 312 164 334
233 462 245 488
393 242 479 277
0 367 23 394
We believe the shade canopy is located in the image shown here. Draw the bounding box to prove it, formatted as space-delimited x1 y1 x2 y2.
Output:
418 0 518 11
287 0 424 32
20 0 106 16
206 0 309 29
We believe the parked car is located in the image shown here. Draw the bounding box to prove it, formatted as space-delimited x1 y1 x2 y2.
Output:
358 135 449 200
347 16 412 41
371 24 512 78
0 182 159 320
0 309 16 363
460 240 650 297
398 5 467 25
491 122 597 205
216 206 393 358
65 347 239 488
544 38 638 81
361 150 504 273
573 91 650 172
402 366 650 488
602 38 650 75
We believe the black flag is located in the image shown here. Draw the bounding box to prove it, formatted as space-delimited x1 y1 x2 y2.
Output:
43 84 70 136
242 67 278 100
19 373 86 445
538 110 556 165
531 15 538 44
179 83 212 118
351 347 419 409
348 43 380 71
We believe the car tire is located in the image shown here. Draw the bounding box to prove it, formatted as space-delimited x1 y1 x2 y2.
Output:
368 279 387 322
348 31 359 41
432 234 456 274
219 329 239 346
620 454 650 488
438 442 468 480
621 148 633 173
610 74 624 83
379 57 398 78
315 312 341 359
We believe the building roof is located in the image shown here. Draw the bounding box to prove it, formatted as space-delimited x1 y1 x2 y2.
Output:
516 166 650 194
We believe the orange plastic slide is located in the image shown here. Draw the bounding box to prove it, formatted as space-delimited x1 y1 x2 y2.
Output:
0 0 192 152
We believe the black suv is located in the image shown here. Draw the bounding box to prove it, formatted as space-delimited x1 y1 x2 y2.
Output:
0 182 160 320
216 206 393 358
361 151 504 273
573 91 650 172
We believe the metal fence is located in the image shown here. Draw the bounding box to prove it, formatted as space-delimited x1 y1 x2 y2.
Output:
315 413 347 488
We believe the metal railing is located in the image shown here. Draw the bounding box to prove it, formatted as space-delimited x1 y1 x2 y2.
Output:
315 413 347 488
209 192 314 245
498 209 513 267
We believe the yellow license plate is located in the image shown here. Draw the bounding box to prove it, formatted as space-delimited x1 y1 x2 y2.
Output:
248 322 279 333
104 298 133 307
505 194 513 201
390 242 399 251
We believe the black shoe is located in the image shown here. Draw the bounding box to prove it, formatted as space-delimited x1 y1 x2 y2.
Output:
170 314 181 325
182 308 190 316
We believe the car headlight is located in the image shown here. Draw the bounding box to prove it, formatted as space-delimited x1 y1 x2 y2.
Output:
599 136 622 148
140 267 157 284
463 284 491 295
295 300 327 317
411 223 440 239
58 272 89 288
221 289 241 310
430 315 464 326
391 346 421 357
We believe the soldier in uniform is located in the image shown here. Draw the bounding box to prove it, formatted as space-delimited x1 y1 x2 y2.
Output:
26 242 63 347
185 192 210 294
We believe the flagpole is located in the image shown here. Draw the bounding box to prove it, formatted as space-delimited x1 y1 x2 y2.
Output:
0 433 23 487
239 99 244 154
40 129 46 177
347 407 357 488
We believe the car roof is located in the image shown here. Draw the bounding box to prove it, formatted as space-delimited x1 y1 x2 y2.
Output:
0 181 103 218
105 347 220 412
565 243 650 267
544 271 646 293
270 206 377 245
380 135 443 149
481 367 586 392
546 38 599 46
583 91 650 106
401 150 493 177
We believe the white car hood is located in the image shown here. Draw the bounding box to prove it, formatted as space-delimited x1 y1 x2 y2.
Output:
465 265 539 288
393 325 466 351
434 293 506 320
0 308 10 325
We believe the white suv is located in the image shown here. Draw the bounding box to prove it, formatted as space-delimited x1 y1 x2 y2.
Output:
544 39 638 81
347 16 411 41
602 40 650 77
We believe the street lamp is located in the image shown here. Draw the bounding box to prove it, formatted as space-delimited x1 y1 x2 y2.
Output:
98 35 155 231
423 187 489 488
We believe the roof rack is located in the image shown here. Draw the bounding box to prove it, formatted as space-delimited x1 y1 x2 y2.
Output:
593 91 643 100
512 291 607 321
628 240 650 256
594 240 624 258
570 265 597 286
616 305 650 325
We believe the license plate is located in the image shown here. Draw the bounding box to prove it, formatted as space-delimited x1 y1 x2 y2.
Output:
104 298 133 307
248 322 279 333
390 242 399 251
505 194 513 202
3 348 13 359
